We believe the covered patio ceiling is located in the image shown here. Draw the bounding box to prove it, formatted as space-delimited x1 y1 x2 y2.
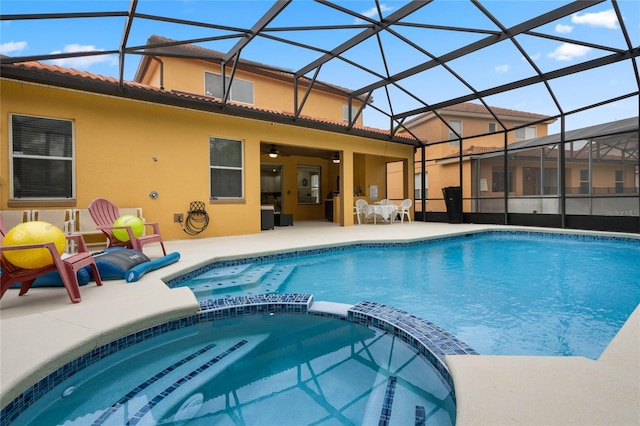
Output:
1 0 639 146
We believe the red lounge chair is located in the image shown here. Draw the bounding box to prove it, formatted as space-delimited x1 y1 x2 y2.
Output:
0 217 103 304
88 198 167 256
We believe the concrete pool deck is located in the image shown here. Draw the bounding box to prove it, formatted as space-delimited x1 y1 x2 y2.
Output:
1 221 638 424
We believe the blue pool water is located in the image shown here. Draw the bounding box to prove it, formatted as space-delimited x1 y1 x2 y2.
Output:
14 314 455 425
182 232 640 359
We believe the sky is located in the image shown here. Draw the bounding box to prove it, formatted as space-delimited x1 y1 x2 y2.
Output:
1 0 639 134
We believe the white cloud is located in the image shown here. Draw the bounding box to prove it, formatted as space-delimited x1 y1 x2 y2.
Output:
494 64 509 73
571 9 618 29
522 52 541 62
0 40 28 55
547 43 591 61
356 4 395 23
49 44 116 68
555 23 573 34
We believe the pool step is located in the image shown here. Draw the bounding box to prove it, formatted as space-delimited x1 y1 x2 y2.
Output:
187 263 254 281
189 263 295 299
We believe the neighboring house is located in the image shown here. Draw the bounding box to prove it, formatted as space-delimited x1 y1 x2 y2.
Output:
396 102 556 212
1 45 417 240
467 117 639 216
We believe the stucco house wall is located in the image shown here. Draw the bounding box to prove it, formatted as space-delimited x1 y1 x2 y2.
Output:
139 55 365 126
1 78 413 240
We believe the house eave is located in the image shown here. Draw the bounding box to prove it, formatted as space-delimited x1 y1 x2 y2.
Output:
1 65 419 147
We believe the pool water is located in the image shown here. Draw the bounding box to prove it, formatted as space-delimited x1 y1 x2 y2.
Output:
182 232 640 359
16 315 455 425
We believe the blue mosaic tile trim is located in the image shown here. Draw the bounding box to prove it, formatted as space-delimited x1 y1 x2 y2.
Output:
415 405 426 426
197 294 312 321
348 301 478 395
166 230 639 289
482 229 640 244
379 376 397 426
92 342 218 425
198 293 312 312
307 310 349 320
128 340 247 425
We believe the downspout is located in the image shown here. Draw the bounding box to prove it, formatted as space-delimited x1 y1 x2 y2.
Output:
149 56 165 90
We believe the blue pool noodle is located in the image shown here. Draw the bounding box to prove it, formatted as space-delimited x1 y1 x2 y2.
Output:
125 252 180 283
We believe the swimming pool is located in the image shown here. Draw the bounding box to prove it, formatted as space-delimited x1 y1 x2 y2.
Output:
7 299 463 425
176 231 640 359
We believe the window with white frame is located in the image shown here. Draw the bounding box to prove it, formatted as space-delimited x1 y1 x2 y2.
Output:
205 72 254 104
342 104 359 123
488 122 497 133
210 137 244 199
514 126 537 140
10 114 74 199
449 120 462 146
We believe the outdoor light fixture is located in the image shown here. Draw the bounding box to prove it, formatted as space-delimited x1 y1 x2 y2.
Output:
332 152 340 164
269 145 278 158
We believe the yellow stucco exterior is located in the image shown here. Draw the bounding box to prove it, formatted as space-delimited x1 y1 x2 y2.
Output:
1 78 413 241
139 56 364 126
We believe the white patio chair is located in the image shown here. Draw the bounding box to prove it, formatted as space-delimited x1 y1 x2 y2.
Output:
398 199 412 223
0 210 31 230
32 209 75 253
32 209 74 234
354 199 368 224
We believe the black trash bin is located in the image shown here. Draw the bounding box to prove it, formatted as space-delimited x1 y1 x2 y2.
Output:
442 186 462 224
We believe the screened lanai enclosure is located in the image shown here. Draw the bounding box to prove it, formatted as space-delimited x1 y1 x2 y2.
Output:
421 117 639 232
2 0 639 232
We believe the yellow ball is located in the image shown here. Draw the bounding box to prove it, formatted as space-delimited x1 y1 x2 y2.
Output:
2 221 66 269
113 215 144 242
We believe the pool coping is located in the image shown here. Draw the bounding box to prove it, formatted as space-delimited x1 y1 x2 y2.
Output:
1 223 638 425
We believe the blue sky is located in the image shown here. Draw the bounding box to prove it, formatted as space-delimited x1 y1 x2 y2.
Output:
1 0 638 133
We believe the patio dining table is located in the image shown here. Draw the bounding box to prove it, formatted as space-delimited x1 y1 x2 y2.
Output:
363 204 398 224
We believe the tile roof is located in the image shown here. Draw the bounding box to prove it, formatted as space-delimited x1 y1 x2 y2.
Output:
1 59 422 145
439 145 502 160
441 102 551 120
402 102 553 130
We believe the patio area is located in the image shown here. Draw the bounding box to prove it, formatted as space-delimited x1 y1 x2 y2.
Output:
1 221 638 425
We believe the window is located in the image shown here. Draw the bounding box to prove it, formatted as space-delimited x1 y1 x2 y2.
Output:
210 137 243 199
10 114 74 199
514 126 537 140
449 120 462 146
205 72 254 104
414 172 427 199
491 167 514 192
579 168 589 194
488 122 497 133
343 104 359 123
615 170 624 193
297 165 321 204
